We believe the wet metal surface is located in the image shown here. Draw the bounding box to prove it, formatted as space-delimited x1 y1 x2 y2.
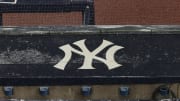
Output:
1 25 180 35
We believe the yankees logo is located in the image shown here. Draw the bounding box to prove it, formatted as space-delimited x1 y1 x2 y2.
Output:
0 0 17 4
54 39 124 70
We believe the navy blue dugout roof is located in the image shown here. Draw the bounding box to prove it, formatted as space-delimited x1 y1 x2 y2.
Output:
0 26 180 85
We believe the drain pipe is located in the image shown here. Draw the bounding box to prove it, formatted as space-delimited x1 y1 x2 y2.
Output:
71 0 95 25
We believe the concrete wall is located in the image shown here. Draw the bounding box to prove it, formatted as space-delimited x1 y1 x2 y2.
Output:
0 84 179 100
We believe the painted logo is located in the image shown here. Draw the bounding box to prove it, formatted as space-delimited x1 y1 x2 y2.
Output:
54 39 124 70
0 0 17 4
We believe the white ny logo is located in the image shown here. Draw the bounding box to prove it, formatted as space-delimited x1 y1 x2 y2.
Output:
54 39 124 70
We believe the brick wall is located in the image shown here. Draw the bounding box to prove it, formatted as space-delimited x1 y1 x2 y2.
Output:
95 0 180 25
2 0 180 26
3 12 82 26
